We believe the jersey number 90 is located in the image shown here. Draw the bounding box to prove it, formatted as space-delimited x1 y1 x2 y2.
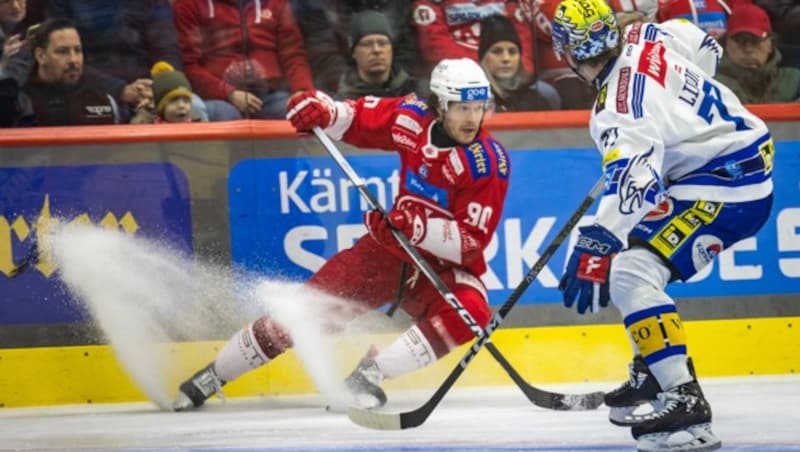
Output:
466 202 493 234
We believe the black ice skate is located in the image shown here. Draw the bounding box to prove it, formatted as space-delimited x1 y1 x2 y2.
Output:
606 356 699 426
344 348 387 409
632 381 721 452
173 362 226 411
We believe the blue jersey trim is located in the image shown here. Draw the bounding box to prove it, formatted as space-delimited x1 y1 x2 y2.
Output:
632 73 646 119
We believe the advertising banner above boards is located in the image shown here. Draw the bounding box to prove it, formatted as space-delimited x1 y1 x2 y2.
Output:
230 142 800 306
0 163 193 326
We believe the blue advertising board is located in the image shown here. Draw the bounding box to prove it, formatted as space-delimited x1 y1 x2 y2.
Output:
0 163 193 325
230 142 800 305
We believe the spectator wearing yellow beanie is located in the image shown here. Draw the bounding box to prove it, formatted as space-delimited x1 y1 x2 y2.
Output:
132 61 196 124
151 61 193 123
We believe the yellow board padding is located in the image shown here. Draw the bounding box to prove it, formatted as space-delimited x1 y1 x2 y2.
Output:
1 316 798 408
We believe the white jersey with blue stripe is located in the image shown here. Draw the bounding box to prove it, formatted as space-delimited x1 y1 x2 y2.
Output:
589 19 773 244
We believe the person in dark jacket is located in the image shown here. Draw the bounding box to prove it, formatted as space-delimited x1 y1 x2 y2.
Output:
291 0 417 93
715 3 800 103
337 10 416 100
46 0 216 120
477 14 557 112
20 18 124 125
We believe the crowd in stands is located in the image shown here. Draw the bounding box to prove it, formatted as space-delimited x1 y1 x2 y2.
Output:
0 0 798 127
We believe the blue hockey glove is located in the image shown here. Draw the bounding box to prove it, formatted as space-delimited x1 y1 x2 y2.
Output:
559 225 623 314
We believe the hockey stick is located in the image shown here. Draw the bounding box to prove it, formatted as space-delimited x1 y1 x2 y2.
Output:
312 127 489 342
347 175 606 430
385 265 599 411
312 127 605 418
385 262 408 317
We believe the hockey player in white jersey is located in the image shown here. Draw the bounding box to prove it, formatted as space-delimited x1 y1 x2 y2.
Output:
552 1 773 451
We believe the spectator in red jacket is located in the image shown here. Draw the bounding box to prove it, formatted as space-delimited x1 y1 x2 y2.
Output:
410 1 534 80
173 0 314 119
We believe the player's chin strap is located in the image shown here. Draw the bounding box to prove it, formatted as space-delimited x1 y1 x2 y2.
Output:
312 127 606 421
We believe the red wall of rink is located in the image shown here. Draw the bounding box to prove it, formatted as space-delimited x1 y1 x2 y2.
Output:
1 103 798 147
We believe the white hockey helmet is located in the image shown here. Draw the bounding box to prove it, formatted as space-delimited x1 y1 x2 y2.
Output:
429 58 492 113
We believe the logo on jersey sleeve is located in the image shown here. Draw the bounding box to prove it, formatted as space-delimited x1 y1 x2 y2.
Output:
637 41 667 86
399 98 429 117
616 67 631 113
488 139 509 179
626 22 642 43
463 142 491 179
691 234 723 271
396 114 423 135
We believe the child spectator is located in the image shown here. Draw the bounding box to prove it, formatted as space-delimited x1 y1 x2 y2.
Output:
477 14 556 111
715 3 800 103
173 0 314 119
132 61 199 124
337 10 416 100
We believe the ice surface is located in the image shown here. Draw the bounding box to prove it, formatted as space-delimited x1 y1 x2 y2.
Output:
1 376 799 451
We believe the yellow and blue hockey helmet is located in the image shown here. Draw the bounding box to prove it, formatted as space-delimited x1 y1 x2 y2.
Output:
552 0 620 62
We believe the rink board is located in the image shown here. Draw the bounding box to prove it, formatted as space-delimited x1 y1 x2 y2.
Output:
1 317 797 408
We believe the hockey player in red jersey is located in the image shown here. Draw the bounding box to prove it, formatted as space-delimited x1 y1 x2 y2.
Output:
173 58 511 411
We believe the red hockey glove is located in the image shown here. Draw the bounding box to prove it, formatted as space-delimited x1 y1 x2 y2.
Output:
285 90 335 132
364 208 427 247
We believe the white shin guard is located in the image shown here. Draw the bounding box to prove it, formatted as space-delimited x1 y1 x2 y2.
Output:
213 323 270 383
610 248 693 390
374 325 437 379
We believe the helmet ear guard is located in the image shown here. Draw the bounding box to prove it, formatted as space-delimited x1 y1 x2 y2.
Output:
428 58 493 113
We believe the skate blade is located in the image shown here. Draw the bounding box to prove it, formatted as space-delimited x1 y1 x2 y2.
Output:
172 392 195 412
353 393 383 410
637 423 721 452
609 400 664 426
